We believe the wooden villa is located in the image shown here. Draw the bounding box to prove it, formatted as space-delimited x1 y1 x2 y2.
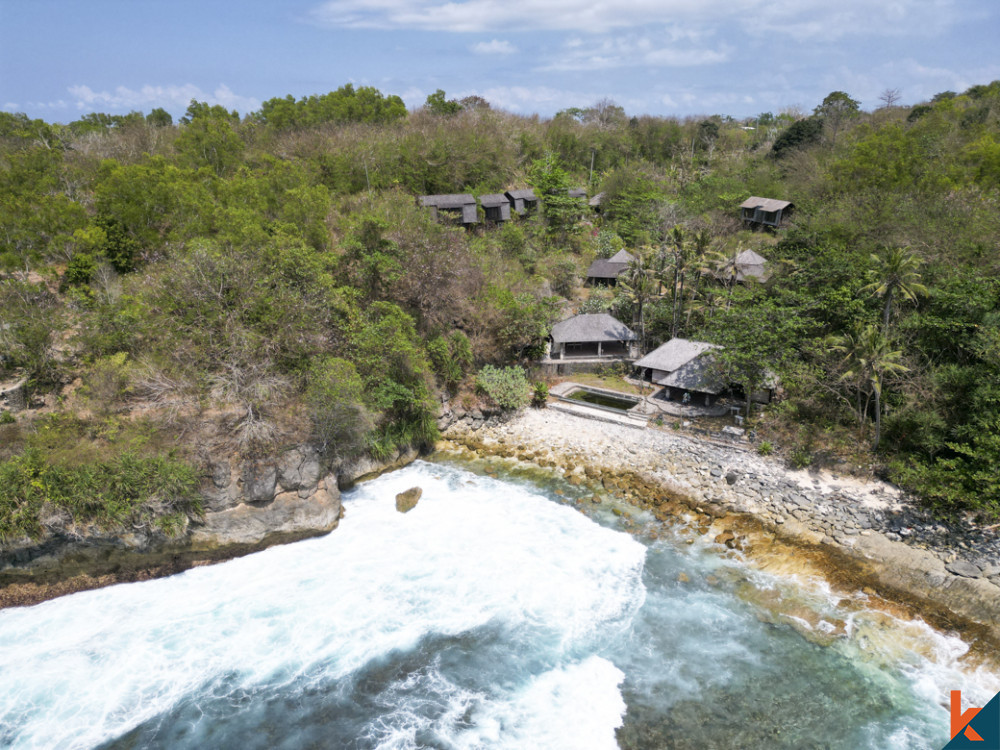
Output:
505 188 539 216
479 193 512 223
739 197 793 229
585 249 634 286
419 194 478 225
548 313 638 360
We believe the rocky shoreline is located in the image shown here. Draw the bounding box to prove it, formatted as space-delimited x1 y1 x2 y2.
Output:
440 408 1000 644
0 442 420 608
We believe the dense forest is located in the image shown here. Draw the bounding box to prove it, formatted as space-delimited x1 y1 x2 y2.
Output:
2 80 1000 538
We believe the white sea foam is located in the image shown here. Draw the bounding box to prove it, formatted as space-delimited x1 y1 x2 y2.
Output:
0 462 646 749
453 655 627 750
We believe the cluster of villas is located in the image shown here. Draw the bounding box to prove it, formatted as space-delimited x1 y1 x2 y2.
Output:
419 187 605 226
545 312 776 411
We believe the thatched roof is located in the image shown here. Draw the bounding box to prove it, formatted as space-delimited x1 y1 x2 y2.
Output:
479 193 510 208
634 338 720 372
589 192 604 207
657 354 726 394
420 194 476 209
585 249 634 280
739 196 793 212
734 249 768 282
550 313 637 344
568 187 587 198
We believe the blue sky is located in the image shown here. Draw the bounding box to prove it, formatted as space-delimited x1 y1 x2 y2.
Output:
2 0 998 122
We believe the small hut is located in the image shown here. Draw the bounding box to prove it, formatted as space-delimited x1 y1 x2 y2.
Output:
739 197 793 229
734 249 769 283
479 193 512 223
548 313 638 360
568 187 587 199
419 194 478 225
585 249 634 286
505 188 539 216
588 192 604 213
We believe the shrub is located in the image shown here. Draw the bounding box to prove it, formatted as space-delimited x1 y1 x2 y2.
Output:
475 365 530 410
0 411 14 425
532 382 549 408
757 440 774 456
305 356 371 458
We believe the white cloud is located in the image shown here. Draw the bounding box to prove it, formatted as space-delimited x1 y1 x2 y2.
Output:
66 83 260 114
307 0 963 38
473 85 602 113
471 39 517 55
3 102 20 111
541 33 730 71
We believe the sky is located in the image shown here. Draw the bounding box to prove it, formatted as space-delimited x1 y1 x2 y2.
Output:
1 0 999 123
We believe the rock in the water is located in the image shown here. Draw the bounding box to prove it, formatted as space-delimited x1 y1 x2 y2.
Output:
946 559 982 579
396 487 422 513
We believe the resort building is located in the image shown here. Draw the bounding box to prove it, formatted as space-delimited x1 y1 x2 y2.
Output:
479 193 512 223
547 313 639 360
739 196 793 229
504 188 539 216
585 249 635 286
419 194 478 225
634 339 724 406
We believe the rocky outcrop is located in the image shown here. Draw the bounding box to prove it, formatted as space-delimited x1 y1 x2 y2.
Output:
395 487 422 513
0 444 344 603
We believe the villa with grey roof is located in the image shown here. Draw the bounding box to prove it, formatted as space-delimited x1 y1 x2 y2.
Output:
504 188 539 216
419 194 478 225
635 337 777 406
479 193 511 223
547 313 638 361
585 249 634 286
739 196 793 229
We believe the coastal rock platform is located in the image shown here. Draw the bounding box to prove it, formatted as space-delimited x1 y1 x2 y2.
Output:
442 408 1000 644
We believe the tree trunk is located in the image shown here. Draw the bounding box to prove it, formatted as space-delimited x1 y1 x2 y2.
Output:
670 267 680 337
873 388 882 451
882 288 893 332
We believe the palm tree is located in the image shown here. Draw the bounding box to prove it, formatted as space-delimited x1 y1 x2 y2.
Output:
860 246 928 333
617 253 657 350
831 324 909 451
704 246 741 308
666 226 709 337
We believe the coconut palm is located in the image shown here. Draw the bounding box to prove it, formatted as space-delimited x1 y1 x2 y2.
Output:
831 324 909 451
617 253 657 350
860 246 928 333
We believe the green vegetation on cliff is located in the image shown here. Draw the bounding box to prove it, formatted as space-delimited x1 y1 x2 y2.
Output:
2 80 1000 523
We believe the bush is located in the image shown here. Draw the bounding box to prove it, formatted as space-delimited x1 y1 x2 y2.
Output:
475 365 530 410
305 356 371 458
0 411 14 425
757 440 774 456
532 382 549 408
0 446 200 542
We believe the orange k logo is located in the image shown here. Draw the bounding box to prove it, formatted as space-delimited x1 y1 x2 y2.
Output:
953 690 985 742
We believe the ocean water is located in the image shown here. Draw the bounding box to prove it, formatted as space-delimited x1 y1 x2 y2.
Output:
0 459 996 749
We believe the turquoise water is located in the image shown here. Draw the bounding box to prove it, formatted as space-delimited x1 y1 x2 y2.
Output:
0 459 996 749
